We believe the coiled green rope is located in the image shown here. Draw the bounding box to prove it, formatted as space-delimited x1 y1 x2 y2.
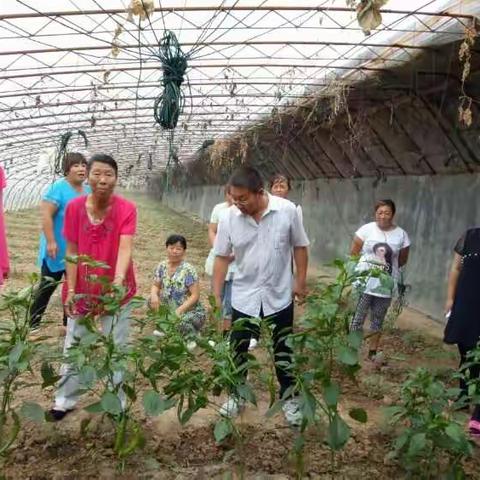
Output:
54 129 88 175
153 31 188 130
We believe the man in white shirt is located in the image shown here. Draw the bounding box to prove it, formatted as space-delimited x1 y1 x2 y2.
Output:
204 185 236 331
213 166 309 426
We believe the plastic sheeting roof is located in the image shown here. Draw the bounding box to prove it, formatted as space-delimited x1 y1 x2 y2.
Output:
0 0 478 208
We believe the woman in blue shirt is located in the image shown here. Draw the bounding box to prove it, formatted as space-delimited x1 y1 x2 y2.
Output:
30 152 90 331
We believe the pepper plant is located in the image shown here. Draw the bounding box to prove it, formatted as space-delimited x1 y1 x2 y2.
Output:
269 258 370 477
0 276 59 463
385 368 472 478
58 281 146 470
140 298 260 477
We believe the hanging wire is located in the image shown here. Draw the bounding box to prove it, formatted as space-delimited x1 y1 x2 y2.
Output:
153 31 188 130
187 0 229 57
54 130 88 175
16 0 149 62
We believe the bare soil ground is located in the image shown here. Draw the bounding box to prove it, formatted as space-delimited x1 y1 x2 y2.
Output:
1 193 478 479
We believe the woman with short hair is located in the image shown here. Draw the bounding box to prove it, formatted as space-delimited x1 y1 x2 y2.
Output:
30 152 90 331
269 173 303 223
49 153 137 420
151 234 206 347
350 199 410 362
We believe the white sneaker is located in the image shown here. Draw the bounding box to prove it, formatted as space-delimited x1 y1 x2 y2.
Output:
282 397 302 427
219 396 245 418
186 341 197 351
153 330 165 337
248 338 258 351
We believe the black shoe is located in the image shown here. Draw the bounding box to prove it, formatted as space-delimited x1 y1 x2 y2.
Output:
47 408 74 421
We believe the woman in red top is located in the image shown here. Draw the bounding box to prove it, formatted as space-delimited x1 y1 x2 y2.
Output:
50 153 137 420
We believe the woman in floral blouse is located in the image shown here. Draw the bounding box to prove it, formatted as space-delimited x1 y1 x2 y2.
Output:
150 234 206 340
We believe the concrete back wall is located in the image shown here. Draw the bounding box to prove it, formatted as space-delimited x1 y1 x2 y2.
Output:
161 173 480 322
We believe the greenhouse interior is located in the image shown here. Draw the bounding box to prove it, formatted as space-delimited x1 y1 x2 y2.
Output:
0 1 479 478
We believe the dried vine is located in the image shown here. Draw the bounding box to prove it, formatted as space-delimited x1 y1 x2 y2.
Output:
458 21 477 127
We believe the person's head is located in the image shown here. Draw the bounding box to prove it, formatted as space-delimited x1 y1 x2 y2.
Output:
87 154 118 198
63 152 87 185
374 199 396 230
269 173 291 199
228 166 264 215
165 234 187 262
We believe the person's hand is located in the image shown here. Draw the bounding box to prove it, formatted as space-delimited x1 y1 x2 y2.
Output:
149 293 160 311
444 298 454 316
209 294 223 319
47 241 58 259
228 254 235 264
222 317 231 332
64 291 75 317
213 295 222 314
293 278 307 303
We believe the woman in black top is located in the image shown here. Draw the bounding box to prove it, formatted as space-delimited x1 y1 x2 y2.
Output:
444 228 480 436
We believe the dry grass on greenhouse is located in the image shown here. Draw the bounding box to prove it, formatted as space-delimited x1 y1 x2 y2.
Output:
1 194 479 479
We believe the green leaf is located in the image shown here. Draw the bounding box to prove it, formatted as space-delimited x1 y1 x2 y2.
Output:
383 405 404 422
20 402 46 423
78 366 97 388
214 418 233 443
445 423 465 444
347 330 363 350
40 362 60 388
301 389 317 423
393 431 409 453
237 383 257 406
79 332 100 347
143 391 162 416
143 390 175 416
100 392 123 415
8 342 25 369
349 408 368 423
407 432 426 458
266 400 283 418
326 414 351 450
84 401 103 414
323 382 340 408
337 346 358 366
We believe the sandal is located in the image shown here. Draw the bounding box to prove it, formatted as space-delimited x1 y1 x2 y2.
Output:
468 419 480 438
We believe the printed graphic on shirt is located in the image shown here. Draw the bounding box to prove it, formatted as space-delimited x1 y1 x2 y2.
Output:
369 242 393 274
355 222 410 298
